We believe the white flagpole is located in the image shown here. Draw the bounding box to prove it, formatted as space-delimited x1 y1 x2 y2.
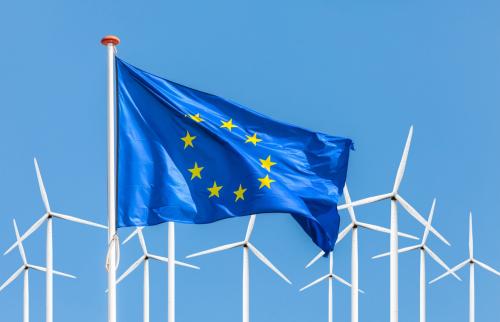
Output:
390 199 399 322
101 35 120 322
46 216 53 322
168 222 175 322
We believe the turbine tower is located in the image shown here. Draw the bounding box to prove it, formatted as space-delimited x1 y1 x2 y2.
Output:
300 251 363 322
116 227 200 322
0 219 75 322
429 212 500 322
372 199 461 322
3 158 107 322
186 215 291 322
337 126 451 322
307 184 419 322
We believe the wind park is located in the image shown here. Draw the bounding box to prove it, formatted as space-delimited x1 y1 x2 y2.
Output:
0 37 498 322
1 125 498 322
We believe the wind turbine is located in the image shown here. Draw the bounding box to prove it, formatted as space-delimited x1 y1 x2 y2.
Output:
429 212 500 322
337 126 451 322
300 251 363 322
307 184 419 322
186 215 291 322
372 199 461 322
3 158 107 322
116 227 200 322
0 219 75 322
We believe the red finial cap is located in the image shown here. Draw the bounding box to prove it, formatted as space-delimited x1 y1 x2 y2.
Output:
101 35 120 46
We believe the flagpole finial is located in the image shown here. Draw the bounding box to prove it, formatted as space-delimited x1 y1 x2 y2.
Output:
101 35 120 46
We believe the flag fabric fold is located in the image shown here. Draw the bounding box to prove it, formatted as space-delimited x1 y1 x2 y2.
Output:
116 57 353 253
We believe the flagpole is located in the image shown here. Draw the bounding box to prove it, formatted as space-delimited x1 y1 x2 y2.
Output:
168 221 175 322
101 34 120 322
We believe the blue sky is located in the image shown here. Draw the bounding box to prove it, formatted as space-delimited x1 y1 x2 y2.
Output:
1 0 500 321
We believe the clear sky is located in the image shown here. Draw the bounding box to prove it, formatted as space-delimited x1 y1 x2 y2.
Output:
0 0 499 321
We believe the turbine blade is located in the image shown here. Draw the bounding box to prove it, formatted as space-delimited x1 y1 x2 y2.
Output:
397 195 451 246
335 223 354 245
0 266 24 292
331 273 361 293
137 230 148 254
337 193 393 210
245 215 256 242
299 274 330 292
424 246 461 281
342 185 356 222
392 126 413 193
147 254 200 270
4 214 47 255
429 259 468 284
27 265 76 279
51 212 107 229
116 256 145 286
474 260 500 277
372 245 420 259
305 250 326 269
357 222 419 240
53 270 77 279
469 212 473 259
422 199 437 245
186 241 245 258
34 158 51 212
13 219 27 265
247 243 291 284
122 227 143 245
174 260 200 270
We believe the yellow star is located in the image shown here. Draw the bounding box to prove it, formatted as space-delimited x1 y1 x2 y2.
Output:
188 162 204 180
207 181 223 198
181 131 196 149
245 133 262 146
258 174 275 189
189 113 203 123
259 155 276 172
220 118 238 131
233 184 247 202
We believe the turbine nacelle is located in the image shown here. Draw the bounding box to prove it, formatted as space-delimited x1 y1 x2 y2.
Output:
429 212 500 285
3 159 107 256
0 220 75 293
300 252 364 293
186 215 291 285
337 127 451 247
115 227 199 287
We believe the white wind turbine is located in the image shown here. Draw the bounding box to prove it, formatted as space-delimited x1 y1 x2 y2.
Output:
186 215 291 322
0 219 75 322
429 212 500 322
307 184 419 322
372 198 461 322
337 126 451 322
300 251 364 322
116 227 200 322
3 158 107 322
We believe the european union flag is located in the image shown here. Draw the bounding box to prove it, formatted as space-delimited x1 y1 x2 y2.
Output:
116 58 353 253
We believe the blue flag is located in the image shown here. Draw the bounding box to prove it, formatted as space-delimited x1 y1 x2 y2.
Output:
116 58 353 253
